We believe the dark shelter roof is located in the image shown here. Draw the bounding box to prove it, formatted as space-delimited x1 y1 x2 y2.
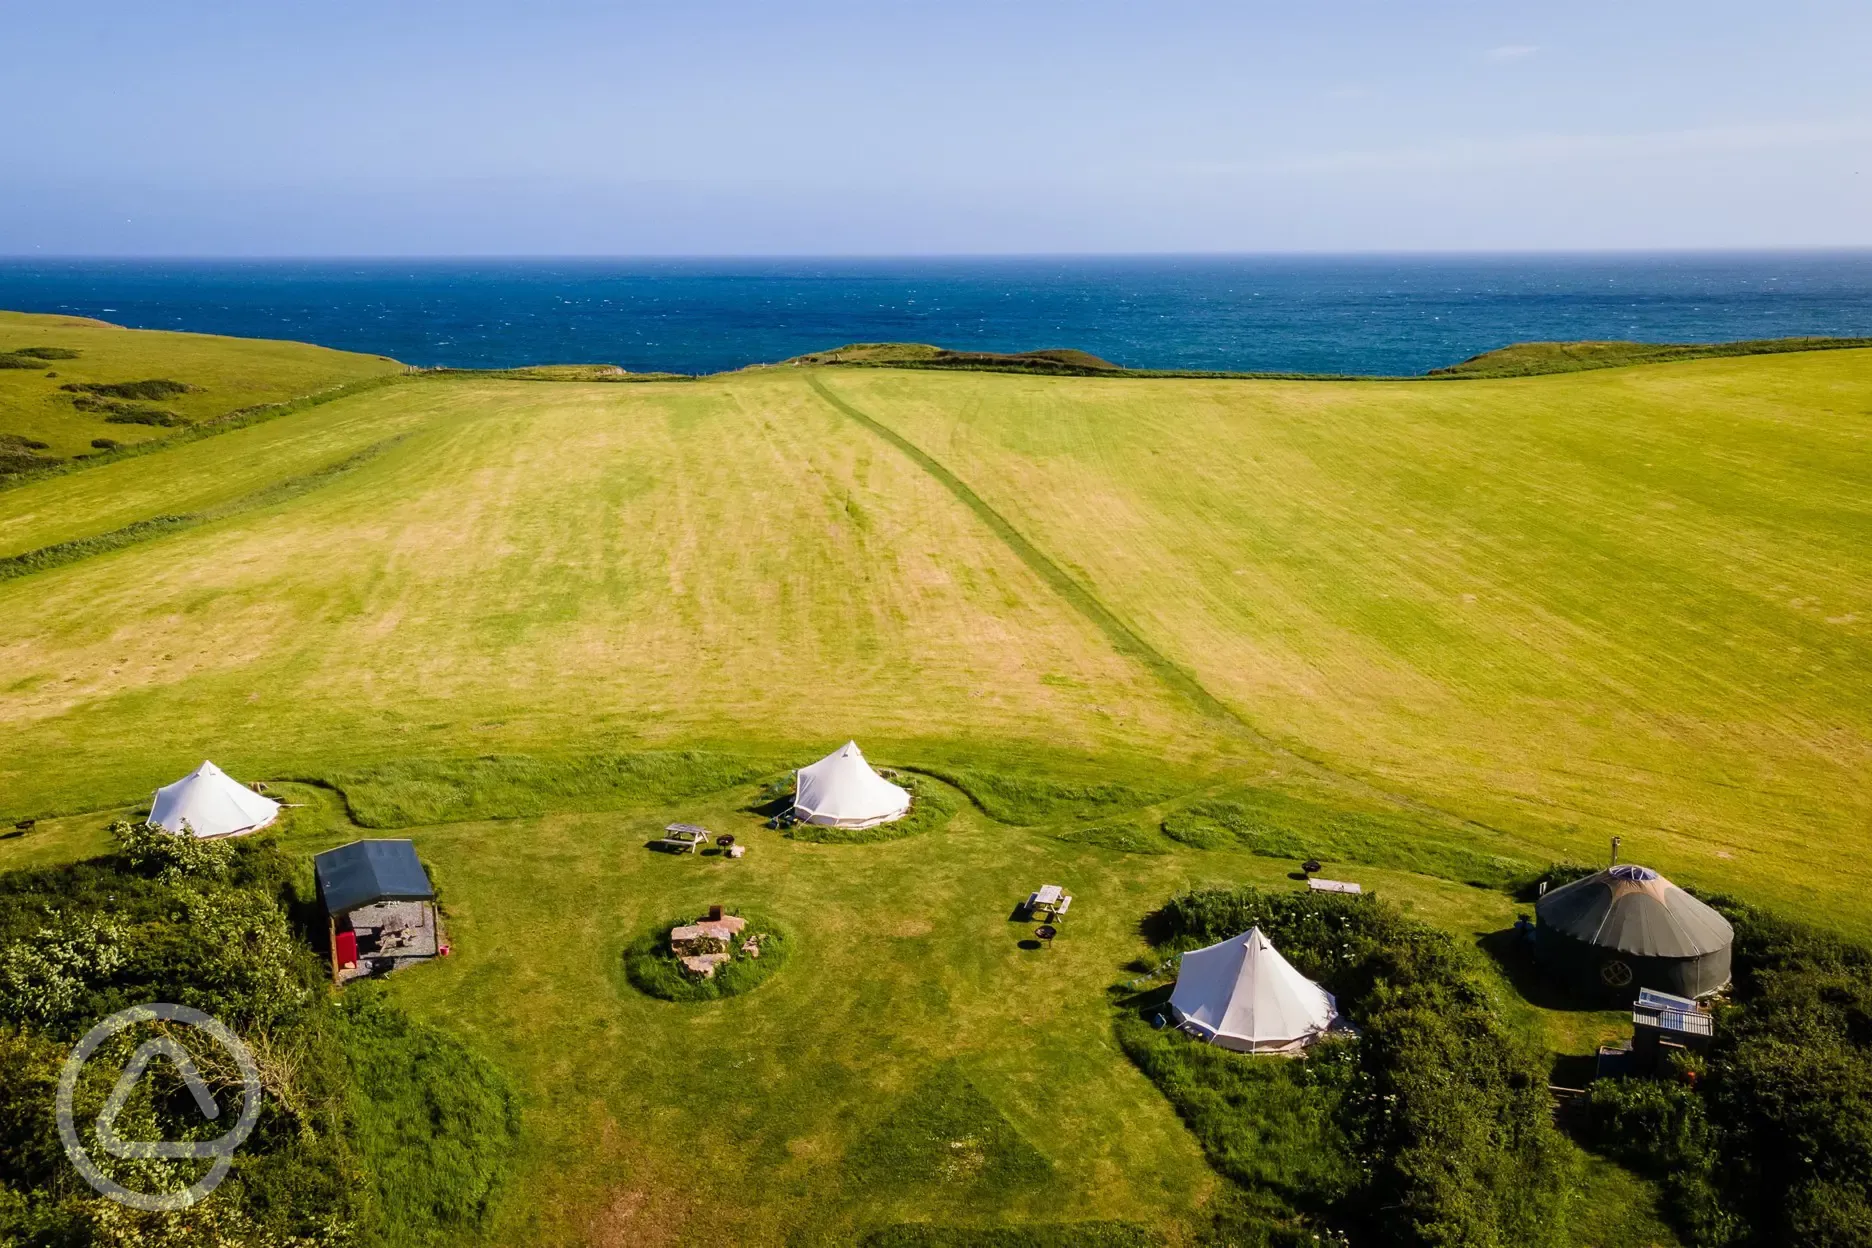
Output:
1537 864 1732 958
315 839 434 915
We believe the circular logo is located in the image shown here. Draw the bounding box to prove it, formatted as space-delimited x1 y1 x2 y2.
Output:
1599 959 1635 988
56 1003 263 1211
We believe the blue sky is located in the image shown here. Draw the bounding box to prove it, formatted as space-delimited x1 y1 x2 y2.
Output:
4 0 1869 254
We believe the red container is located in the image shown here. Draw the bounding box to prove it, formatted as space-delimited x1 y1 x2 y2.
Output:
335 928 358 969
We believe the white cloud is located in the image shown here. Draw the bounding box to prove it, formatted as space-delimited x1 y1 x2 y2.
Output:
1485 44 1539 62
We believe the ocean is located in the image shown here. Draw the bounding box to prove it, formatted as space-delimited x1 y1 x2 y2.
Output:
2 253 1869 376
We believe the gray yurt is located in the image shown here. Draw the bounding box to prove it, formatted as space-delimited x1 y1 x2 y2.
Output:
1534 864 1733 999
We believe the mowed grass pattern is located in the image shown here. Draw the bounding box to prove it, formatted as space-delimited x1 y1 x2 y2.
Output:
0 371 1211 815
818 356 1872 920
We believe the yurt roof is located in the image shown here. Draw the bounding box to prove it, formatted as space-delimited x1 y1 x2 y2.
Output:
1536 864 1733 959
149 760 280 839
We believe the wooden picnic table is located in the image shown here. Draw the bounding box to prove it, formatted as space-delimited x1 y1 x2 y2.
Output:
1027 884 1073 920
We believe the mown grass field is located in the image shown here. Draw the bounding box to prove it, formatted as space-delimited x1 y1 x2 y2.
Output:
2 320 1866 1246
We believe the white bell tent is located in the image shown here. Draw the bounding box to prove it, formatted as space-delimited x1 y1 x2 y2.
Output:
1168 926 1339 1053
149 760 280 839
792 741 911 829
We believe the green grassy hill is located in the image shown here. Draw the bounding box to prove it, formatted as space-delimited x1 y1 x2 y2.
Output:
2 326 1866 1246
0 309 403 474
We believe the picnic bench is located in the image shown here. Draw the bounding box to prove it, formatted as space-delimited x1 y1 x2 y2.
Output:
658 823 710 854
1306 878 1361 895
1026 884 1074 921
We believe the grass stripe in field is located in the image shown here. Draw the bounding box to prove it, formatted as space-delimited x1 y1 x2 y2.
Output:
807 372 1238 726
810 372 1529 843
0 434 409 582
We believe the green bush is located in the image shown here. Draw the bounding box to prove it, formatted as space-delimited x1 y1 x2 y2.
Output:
623 910 790 1002
0 354 45 370
1128 885 1572 1248
9 346 80 360
1582 1077 1734 1243
98 402 188 426
62 377 196 400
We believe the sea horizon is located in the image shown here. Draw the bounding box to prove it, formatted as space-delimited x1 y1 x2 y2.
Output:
5 250 1870 376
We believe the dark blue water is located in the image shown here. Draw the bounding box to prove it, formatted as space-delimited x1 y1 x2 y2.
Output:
2 254 1869 375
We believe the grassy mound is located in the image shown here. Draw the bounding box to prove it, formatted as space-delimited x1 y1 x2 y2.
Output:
1160 792 1538 889
785 771 960 844
787 342 1124 374
1430 336 1872 378
1054 821 1171 854
329 750 769 828
1121 884 1573 1247
0 309 401 470
926 767 1176 825
623 909 790 1002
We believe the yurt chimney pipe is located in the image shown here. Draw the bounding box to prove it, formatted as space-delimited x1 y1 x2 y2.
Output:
1610 835 1622 868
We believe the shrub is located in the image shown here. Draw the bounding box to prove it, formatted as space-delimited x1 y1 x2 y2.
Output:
112 818 236 881
98 402 188 426
10 346 79 360
1582 1076 1735 1243
62 377 196 400
0 354 45 370
90 437 121 450
623 910 790 1002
